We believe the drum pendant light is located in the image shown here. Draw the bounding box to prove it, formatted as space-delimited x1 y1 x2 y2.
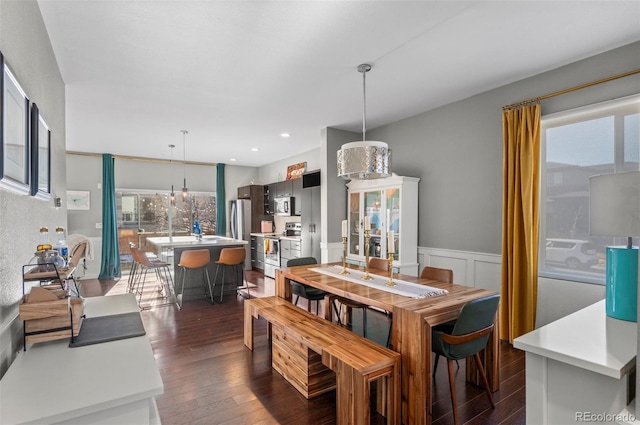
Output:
337 64 391 180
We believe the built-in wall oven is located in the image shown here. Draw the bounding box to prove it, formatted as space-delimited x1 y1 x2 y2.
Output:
264 236 280 279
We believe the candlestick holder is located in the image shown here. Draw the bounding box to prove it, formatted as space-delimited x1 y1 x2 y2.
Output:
386 252 396 286
339 236 350 275
362 230 373 280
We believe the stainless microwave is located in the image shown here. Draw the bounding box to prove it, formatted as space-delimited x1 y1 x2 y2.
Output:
274 196 294 216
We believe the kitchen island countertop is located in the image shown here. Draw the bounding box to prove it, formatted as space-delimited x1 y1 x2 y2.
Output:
147 235 248 248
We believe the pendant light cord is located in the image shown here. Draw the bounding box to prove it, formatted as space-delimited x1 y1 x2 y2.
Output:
362 68 367 141
358 64 372 141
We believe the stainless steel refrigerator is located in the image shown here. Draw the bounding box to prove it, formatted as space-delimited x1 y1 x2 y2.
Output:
229 199 252 269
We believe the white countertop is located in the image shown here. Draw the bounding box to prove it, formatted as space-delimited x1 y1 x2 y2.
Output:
514 300 637 379
0 294 163 424
250 233 301 241
147 235 247 248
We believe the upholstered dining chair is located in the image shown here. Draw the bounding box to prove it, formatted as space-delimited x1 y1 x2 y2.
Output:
431 294 500 425
420 266 454 283
287 257 327 315
368 257 389 272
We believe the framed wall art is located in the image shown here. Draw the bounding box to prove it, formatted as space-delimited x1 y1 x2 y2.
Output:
1 52 31 194
67 190 90 210
30 103 51 198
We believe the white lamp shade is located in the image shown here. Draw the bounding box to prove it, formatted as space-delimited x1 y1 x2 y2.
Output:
337 141 391 180
589 171 640 237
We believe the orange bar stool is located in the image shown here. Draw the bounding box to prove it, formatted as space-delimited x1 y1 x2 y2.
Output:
177 249 213 308
214 247 247 303
129 244 176 309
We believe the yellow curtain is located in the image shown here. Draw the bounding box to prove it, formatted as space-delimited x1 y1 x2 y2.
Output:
500 104 541 343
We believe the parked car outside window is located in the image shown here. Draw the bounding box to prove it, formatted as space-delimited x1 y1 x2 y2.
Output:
545 238 599 269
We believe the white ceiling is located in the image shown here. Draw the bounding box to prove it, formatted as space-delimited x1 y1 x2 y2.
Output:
37 1 640 167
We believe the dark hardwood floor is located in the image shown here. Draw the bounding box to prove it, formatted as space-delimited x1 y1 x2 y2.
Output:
79 271 525 425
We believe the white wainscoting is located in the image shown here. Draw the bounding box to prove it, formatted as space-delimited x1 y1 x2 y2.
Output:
418 246 502 293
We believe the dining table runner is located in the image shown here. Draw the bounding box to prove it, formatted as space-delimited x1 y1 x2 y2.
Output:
309 265 448 299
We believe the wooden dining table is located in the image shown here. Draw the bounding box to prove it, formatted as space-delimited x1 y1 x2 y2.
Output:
275 263 500 425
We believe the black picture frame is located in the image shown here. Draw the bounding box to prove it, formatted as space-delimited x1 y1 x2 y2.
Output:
0 51 3 180
30 103 38 196
30 104 51 198
1 52 30 194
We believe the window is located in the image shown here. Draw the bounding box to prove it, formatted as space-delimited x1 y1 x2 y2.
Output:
116 190 216 269
540 95 640 284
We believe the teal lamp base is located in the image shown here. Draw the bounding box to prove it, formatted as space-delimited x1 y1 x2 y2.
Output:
605 246 639 322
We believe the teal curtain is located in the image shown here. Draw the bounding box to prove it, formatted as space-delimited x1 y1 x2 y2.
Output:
216 163 226 236
98 154 121 279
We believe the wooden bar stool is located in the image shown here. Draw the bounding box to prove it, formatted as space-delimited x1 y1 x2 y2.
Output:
214 247 247 303
177 249 213 308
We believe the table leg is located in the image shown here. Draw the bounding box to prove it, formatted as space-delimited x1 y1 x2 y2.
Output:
243 301 254 350
394 307 429 425
275 269 292 301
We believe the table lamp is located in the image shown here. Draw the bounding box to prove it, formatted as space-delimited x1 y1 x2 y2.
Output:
589 171 640 322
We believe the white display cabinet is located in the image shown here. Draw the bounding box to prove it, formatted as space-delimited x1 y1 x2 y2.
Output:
346 174 419 276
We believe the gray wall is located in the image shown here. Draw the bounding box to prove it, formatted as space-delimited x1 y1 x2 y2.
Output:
67 155 260 239
369 41 640 255
257 147 322 185
0 0 66 377
321 128 360 251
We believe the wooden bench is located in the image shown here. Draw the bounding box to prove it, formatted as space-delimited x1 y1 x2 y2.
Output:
244 296 400 425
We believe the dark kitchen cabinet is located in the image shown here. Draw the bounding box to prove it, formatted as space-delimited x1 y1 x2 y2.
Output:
236 185 269 232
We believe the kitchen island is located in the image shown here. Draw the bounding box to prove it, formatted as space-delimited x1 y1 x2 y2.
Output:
147 236 249 302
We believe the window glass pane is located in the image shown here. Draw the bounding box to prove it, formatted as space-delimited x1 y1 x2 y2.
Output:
540 96 640 284
624 113 640 171
116 190 216 270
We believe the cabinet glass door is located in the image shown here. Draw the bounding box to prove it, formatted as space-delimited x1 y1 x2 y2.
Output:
348 192 360 256
364 190 383 258
386 188 400 261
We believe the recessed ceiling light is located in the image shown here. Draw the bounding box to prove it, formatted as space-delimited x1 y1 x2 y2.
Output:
280 133 290 138
230 158 237 162
251 148 259 152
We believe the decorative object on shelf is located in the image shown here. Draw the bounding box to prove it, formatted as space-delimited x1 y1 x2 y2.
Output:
1 52 31 194
286 161 306 180
337 63 391 180
168 144 176 205
362 216 373 281
340 220 349 275
589 171 640 322
180 130 189 198
67 190 90 210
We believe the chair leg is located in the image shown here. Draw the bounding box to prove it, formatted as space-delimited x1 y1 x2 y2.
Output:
219 266 226 303
178 266 187 310
474 353 495 408
362 308 367 338
447 358 459 425
204 267 213 304
434 354 440 375
293 295 300 306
